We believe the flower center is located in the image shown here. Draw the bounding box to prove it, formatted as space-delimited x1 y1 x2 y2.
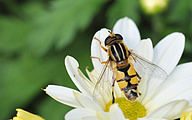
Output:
181 110 192 120
105 97 146 120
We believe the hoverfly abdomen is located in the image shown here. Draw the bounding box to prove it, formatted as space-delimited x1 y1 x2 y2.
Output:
115 63 139 101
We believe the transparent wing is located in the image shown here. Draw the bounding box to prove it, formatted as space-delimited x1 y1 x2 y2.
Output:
92 60 115 103
130 51 168 79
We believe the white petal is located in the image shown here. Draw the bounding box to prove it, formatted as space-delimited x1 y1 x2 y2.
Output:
65 56 94 95
83 116 99 120
109 104 126 120
65 108 96 120
145 76 192 111
153 32 185 74
97 111 110 120
86 69 111 109
113 17 141 49
133 39 154 101
133 38 153 62
138 118 168 120
91 28 109 72
141 33 185 104
114 81 125 98
45 85 82 108
86 69 99 84
144 62 192 110
147 100 190 119
155 62 192 91
139 118 168 120
73 91 103 111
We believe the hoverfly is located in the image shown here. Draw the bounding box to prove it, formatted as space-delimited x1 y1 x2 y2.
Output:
91 31 167 103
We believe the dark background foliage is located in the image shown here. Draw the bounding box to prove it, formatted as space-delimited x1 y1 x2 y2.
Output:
0 0 191 119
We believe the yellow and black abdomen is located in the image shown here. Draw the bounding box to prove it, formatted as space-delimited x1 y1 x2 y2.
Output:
107 41 140 101
115 63 139 101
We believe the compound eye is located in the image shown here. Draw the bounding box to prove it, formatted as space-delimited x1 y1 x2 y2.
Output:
115 34 123 40
105 36 112 46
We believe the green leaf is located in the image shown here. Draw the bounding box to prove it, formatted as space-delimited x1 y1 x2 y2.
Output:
28 0 108 56
166 0 191 23
0 31 93 119
21 2 45 19
106 0 140 28
0 17 30 53
185 38 192 53
0 53 67 119
38 98 73 120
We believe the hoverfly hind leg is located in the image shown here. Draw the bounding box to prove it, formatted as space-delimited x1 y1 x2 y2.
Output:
112 79 115 104
136 72 141 83
94 37 107 52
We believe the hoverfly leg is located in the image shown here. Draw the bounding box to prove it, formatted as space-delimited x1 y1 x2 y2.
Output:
112 78 115 104
128 49 133 53
94 37 107 52
90 56 107 64
136 72 141 83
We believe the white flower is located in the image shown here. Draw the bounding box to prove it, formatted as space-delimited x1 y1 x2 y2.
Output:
45 17 192 120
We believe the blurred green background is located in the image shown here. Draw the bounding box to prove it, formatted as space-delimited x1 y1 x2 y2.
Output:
0 0 192 119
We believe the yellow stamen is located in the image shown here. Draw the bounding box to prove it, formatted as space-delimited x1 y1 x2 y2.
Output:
181 110 192 120
105 97 146 120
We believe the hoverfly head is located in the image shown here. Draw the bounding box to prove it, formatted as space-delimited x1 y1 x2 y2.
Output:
104 30 123 46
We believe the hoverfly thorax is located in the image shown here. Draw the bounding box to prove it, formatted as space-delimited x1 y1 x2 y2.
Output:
105 33 129 65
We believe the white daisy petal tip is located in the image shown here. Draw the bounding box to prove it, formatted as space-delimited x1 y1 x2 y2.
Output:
141 38 152 42
44 85 56 94
91 28 109 46
91 28 109 72
173 32 185 38
65 55 94 95
113 17 136 31
113 17 141 49
170 32 185 45
134 38 153 61
65 55 79 68
109 103 126 120
153 32 185 74
44 85 83 108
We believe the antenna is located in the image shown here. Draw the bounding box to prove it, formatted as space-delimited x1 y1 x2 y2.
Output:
108 30 112 33
108 30 115 37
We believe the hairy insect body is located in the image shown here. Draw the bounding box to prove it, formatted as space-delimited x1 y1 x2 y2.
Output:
92 31 167 103
107 41 140 101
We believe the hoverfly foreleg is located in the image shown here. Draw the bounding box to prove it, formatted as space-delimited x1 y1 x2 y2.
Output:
94 37 107 52
90 56 107 64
